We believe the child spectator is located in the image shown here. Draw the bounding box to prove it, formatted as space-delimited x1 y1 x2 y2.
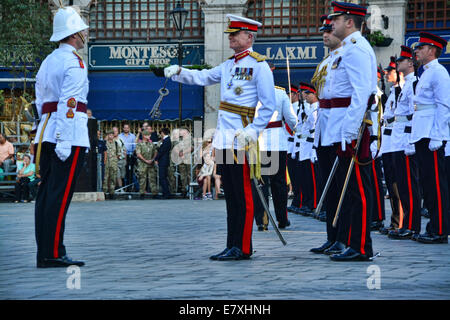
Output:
198 140 214 200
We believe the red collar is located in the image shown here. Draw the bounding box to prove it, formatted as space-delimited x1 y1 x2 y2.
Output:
234 50 250 63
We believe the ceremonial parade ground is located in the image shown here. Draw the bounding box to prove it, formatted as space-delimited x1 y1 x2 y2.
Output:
0 198 449 301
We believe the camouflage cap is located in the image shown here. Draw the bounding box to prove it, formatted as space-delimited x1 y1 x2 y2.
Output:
142 130 151 136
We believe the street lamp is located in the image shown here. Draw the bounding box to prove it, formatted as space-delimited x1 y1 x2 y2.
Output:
170 1 188 126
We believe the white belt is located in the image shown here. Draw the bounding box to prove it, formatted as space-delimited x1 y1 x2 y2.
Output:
394 115 412 122
414 104 436 111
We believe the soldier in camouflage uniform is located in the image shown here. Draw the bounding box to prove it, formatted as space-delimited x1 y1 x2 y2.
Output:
103 130 120 199
177 127 193 198
136 130 158 198
168 129 178 194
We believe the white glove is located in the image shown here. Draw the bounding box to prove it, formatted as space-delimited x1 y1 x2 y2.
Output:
235 128 255 149
404 143 416 156
429 139 442 152
164 65 181 78
311 149 318 163
341 131 356 152
55 141 72 162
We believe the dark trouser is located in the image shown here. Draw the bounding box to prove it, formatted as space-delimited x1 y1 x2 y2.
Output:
336 154 374 256
288 152 302 208
158 165 170 197
381 152 401 228
15 178 30 201
125 154 136 191
316 145 349 244
254 151 289 226
298 159 318 210
35 142 86 262
414 139 449 236
392 151 421 232
216 149 256 255
371 157 385 222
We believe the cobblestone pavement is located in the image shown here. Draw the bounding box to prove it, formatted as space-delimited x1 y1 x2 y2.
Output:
0 198 449 300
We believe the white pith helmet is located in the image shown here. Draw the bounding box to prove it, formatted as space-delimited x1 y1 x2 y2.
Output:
50 6 89 42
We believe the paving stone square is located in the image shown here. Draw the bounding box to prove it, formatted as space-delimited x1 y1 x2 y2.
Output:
0 198 449 300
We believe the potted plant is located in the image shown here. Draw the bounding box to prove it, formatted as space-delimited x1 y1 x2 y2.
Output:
367 31 393 47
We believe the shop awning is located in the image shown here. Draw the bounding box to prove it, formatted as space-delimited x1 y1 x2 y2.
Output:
87 71 204 121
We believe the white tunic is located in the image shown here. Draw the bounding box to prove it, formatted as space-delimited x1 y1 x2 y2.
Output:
299 101 318 161
380 85 399 154
410 58 450 144
171 48 276 150
292 101 311 159
35 43 90 148
318 31 377 146
391 72 417 153
314 47 343 148
258 87 298 151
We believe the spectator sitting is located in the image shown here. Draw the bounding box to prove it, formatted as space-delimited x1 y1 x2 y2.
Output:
198 140 214 200
14 154 35 203
0 133 15 173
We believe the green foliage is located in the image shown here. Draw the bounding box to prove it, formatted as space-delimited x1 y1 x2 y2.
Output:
0 0 56 80
366 31 392 47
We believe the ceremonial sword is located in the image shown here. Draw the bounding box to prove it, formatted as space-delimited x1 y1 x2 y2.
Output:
314 156 339 216
239 145 287 246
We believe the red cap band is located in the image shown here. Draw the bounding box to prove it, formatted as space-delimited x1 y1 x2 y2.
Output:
228 21 258 32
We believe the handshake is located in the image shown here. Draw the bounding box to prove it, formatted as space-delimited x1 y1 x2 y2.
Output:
164 65 181 78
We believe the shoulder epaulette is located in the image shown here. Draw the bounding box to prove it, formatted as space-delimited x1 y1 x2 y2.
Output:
274 86 285 92
72 50 85 69
249 51 267 62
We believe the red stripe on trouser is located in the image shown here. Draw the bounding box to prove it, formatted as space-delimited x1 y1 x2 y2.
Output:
347 225 352 246
242 158 254 254
310 162 317 208
405 156 414 229
53 147 80 258
354 163 367 255
298 190 303 208
372 161 382 220
433 151 443 235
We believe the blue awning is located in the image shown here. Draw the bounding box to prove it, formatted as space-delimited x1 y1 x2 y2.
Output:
272 67 316 89
87 71 204 121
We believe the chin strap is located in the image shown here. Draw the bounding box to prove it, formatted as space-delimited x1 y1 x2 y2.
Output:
77 31 85 44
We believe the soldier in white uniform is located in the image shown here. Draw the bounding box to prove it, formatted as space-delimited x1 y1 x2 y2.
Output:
34 6 89 268
297 83 320 216
290 88 311 215
254 82 297 230
387 46 422 240
317 2 377 261
412 32 449 244
165 15 276 260
378 58 405 236
310 14 348 253
286 85 302 213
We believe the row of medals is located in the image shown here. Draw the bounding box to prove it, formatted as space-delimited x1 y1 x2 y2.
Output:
227 67 253 96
